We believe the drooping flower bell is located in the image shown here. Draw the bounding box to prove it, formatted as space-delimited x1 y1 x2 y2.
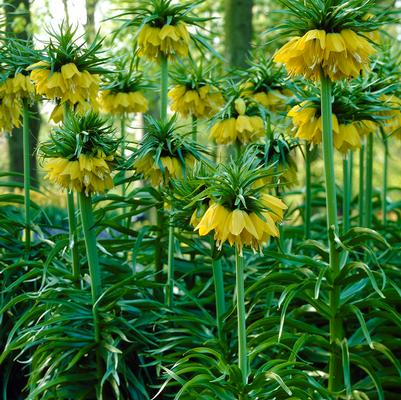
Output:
114 0 209 62
99 59 150 115
272 1 391 81
133 115 208 186
210 94 265 145
194 147 287 253
40 112 119 195
168 61 224 119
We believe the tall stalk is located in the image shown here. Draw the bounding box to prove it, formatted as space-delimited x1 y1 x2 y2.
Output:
67 192 80 282
192 115 198 142
364 133 374 228
304 142 312 238
320 71 343 393
166 216 175 306
22 99 31 251
212 256 225 340
64 104 80 280
359 144 365 226
235 249 247 385
78 192 103 389
382 133 388 225
342 154 351 232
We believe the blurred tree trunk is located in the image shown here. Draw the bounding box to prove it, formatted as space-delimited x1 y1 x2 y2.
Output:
85 0 98 41
224 0 253 68
4 0 41 187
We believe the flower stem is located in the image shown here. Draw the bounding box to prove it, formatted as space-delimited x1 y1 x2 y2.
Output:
160 55 168 121
320 71 343 393
382 133 388 225
342 153 351 232
22 99 31 252
120 115 127 199
364 133 374 228
212 257 225 340
235 249 247 385
79 193 102 302
304 142 312 239
166 218 175 307
67 191 80 283
192 115 198 142
359 144 365 226
78 192 103 389
154 207 165 301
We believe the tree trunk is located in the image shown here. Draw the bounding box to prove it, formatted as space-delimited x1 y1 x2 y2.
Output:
224 0 253 68
85 0 99 41
4 0 41 187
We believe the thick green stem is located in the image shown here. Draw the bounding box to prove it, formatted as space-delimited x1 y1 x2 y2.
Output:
192 115 198 142
166 220 175 307
382 136 388 225
320 72 342 393
79 193 102 303
67 192 80 282
160 55 168 122
304 142 312 239
212 257 225 340
364 133 374 228
235 249 247 385
22 99 31 251
120 115 127 199
342 154 350 233
154 207 165 300
359 144 365 226
78 193 103 390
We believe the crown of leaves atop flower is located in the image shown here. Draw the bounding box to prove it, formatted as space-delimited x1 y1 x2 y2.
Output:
40 111 118 161
134 114 209 166
239 55 288 94
114 0 208 32
170 59 221 90
31 23 108 75
202 146 279 212
0 37 39 78
274 0 397 37
101 56 153 93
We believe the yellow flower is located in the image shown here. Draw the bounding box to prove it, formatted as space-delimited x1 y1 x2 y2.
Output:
0 97 22 132
49 100 98 123
43 151 114 195
274 29 376 81
210 115 264 145
194 195 287 252
29 62 100 104
99 90 149 115
288 102 374 153
134 154 193 186
168 84 224 118
0 73 34 99
138 23 190 61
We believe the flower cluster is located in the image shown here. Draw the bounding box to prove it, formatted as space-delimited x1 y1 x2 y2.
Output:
100 90 148 115
288 102 377 153
210 98 264 144
138 23 190 61
30 62 100 106
40 112 118 195
274 29 376 81
169 84 224 119
44 151 114 195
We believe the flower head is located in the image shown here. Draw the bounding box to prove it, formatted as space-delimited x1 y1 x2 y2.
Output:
133 115 208 186
272 1 393 80
28 24 106 111
194 147 287 253
40 112 118 195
